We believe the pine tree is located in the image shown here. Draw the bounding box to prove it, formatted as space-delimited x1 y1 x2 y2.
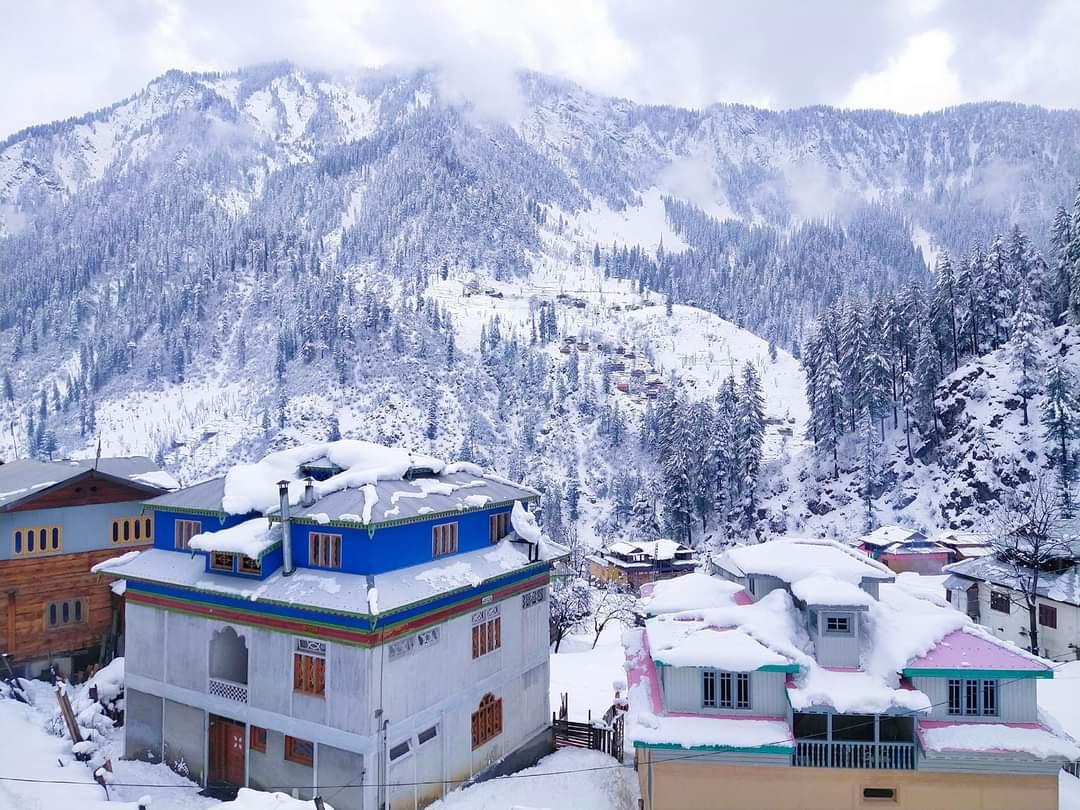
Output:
737 363 766 505
1010 278 1045 426
426 399 438 440
1041 359 1080 514
913 328 940 444
327 414 342 442
932 252 960 371
813 349 843 479
859 412 882 532
1 370 12 402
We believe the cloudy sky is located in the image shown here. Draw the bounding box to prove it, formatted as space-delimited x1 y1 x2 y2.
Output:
3 0 1078 139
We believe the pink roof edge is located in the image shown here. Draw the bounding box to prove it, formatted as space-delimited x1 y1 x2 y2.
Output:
906 629 1049 671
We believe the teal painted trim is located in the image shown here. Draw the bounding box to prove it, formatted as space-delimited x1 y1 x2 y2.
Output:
633 741 793 755
758 663 801 673
903 668 1052 680
270 494 541 531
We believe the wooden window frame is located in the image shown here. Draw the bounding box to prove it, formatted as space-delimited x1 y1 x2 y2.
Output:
471 616 501 659
702 670 716 708
12 524 63 557
44 597 88 630
947 678 998 716
284 735 314 767
238 555 262 576
293 652 326 697
309 532 342 569
489 512 510 544
210 551 234 572
175 519 202 550
250 725 267 753
470 693 503 749
990 590 1011 614
111 516 154 545
1039 603 1058 629
432 522 459 557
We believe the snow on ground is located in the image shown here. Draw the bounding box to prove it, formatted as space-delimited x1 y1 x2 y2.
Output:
1063 773 1080 810
1040 660 1080 743
574 189 688 253
426 749 637 810
550 621 628 723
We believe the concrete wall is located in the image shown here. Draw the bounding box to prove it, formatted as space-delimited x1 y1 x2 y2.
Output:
126 603 165 680
125 688 163 761
251 728 315 799
661 668 787 716
963 580 1080 661
163 699 206 784
636 753 1060 810
914 677 1038 723
318 745 365 810
0 499 151 560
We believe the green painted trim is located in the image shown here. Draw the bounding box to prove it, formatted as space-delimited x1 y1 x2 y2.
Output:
652 661 799 673
275 494 541 531
903 668 1052 680
142 503 231 521
633 741 793 755
758 663 801 673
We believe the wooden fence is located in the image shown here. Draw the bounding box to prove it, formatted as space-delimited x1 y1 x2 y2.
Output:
552 693 625 762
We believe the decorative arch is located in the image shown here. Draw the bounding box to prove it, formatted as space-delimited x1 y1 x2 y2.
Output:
471 692 503 749
209 625 249 685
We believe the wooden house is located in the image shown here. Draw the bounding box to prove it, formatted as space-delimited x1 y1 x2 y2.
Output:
587 540 695 593
856 525 952 574
625 539 1077 810
0 457 176 679
96 441 564 810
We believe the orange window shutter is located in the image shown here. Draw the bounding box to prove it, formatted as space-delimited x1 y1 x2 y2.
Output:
472 625 479 658
293 654 302 689
494 617 501 649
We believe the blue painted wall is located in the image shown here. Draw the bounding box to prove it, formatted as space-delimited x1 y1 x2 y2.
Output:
149 505 517 578
0 500 152 561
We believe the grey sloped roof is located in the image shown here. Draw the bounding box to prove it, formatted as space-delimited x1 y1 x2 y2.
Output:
292 470 538 525
144 476 228 513
0 456 169 511
946 555 1080 607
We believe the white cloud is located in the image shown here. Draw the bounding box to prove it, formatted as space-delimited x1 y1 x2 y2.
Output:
842 30 962 113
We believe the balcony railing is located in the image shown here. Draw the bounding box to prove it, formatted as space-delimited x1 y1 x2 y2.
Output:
794 740 916 770
208 676 249 704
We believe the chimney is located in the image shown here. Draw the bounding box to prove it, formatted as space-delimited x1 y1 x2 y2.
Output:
278 479 294 577
302 476 316 508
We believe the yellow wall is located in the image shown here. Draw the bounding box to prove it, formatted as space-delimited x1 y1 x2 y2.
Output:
636 753 1059 810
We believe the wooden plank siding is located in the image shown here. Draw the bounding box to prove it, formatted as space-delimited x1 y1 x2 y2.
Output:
6 475 157 513
0 546 144 665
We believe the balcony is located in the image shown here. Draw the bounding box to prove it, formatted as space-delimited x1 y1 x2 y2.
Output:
208 676 249 704
794 740 916 770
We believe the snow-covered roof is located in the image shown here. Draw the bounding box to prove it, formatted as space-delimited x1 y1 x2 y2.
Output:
638 572 745 616
144 440 538 525
790 575 876 608
787 668 930 715
903 629 1052 676
0 456 172 511
91 538 559 616
188 518 281 560
653 625 794 671
717 537 894 586
606 539 688 560
860 525 927 548
935 530 992 548
918 721 1080 760
946 554 1080 607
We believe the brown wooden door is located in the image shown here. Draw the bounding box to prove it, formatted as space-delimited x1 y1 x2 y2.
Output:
208 715 245 787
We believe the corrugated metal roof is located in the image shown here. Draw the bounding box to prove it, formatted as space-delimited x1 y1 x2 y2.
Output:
144 476 228 513
0 456 166 510
292 471 538 524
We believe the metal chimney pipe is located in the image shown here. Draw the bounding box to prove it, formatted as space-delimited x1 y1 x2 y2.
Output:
302 476 316 508
278 479 294 576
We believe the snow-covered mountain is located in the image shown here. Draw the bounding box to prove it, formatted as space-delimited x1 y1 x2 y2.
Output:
1 63 1079 544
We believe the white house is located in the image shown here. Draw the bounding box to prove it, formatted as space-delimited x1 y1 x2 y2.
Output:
95 441 565 810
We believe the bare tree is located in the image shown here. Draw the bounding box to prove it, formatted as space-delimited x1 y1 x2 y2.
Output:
591 585 637 649
988 474 1074 655
549 576 592 653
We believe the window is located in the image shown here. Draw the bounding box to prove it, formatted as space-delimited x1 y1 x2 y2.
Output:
471 607 501 659
389 740 412 761
44 598 88 629
990 590 1011 614
250 726 267 753
824 614 851 635
418 725 438 746
863 787 897 801
175 519 201 550
309 532 342 569
210 551 234 572
489 512 510 543
111 517 153 545
238 555 262 576
293 637 326 696
702 670 716 708
12 525 62 556
1039 603 1058 629
471 693 503 749
284 736 314 767
947 678 998 716
433 522 458 557
746 576 756 595
702 671 751 710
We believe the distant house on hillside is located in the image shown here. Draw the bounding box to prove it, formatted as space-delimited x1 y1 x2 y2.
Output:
856 525 952 574
0 456 176 679
587 539 695 593
944 543 1080 661
96 441 564 810
624 538 1078 810
935 530 994 561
